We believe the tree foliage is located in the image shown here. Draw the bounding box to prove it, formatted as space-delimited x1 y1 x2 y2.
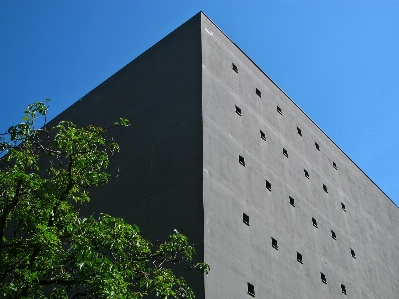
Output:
0 101 209 299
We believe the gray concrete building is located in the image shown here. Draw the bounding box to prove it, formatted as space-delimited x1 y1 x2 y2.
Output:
52 12 399 299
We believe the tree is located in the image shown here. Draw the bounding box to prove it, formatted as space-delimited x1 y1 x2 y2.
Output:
0 101 209 299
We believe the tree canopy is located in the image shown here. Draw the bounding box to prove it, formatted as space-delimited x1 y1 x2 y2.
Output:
0 101 209 299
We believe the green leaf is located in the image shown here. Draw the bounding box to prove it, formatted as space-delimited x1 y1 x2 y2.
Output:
0 101 209 299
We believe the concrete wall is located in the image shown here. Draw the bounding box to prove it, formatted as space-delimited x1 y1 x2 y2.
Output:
48 13 206 298
200 12 399 299
41 11 399 299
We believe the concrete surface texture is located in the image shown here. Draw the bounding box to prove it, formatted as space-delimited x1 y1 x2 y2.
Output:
200 12 399 299
48 12 399 299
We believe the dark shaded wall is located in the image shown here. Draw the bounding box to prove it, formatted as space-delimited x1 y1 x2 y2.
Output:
48 13 205 297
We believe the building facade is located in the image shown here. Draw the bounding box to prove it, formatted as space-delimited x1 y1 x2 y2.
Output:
51 12 399 299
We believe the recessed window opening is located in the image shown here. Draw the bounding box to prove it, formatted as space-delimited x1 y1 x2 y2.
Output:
266 180 272 191
315 142 320 151
283 148 288 158
321 273 327 284
333 162 337 170
271 238 278 250
341 202 346 212
243 213 250 226
289 196 295 207
341 284 347 295
256 88 261 97
323 184 328 193
297 127 302 136
312 217 318 228
239 155 245 166
232 63 238 73
260 130 266 141
331 230 336 240
304 169 309 179
277 106 282 114
235 105 242 116
351 249 356 259
297 252 303 264
247 283 255 297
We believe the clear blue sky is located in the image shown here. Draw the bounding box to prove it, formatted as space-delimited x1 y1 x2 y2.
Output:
1 1 398 206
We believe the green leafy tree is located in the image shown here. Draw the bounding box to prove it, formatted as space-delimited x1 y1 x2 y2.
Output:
0 101 209 299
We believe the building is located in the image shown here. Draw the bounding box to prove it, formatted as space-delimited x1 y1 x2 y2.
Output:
51 12 399 299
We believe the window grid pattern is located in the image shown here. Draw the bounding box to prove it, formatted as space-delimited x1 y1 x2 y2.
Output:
229 64 354 297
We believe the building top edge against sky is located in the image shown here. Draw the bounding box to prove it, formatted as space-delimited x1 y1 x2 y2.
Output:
63 10 395 209
1 3 398 206
199 11 396 208
1 7 395 209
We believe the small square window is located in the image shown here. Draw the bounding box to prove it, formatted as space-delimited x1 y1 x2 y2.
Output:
235 105 242 116
341 284 347 295
351 248 356 259
333 162 337 170
232 63 238 73
266 180 271 191
271 238 278 250
312 217 318 228
315 142 320 151
283 148 288 158
297 127 302 136
320 273 327 284
260 130 266 141
243 213 250 226
341 202 346 212
239 155 245 166
297 252 303 264
289 196 295 207
331 230 336 240
247 283 255 297
304 169 309 179
323 184 328 193
277 106 282 114
256 88 261 97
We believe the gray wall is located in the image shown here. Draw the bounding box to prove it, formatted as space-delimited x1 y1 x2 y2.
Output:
43 11 399 299
200 13 399 299
48 13 205 298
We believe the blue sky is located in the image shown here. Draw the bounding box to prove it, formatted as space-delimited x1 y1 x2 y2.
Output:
1 0 398 206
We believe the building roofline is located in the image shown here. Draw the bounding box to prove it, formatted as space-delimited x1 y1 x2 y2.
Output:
199 11 397 208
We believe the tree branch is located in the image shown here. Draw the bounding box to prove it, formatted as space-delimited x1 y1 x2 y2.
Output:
0 179 23 250
39 279 77 286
